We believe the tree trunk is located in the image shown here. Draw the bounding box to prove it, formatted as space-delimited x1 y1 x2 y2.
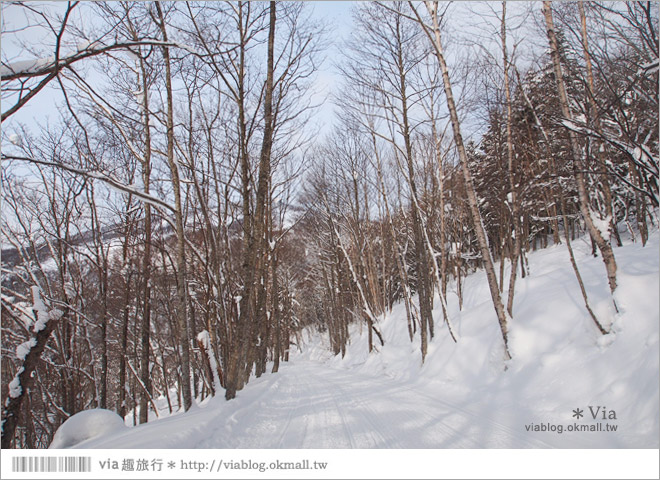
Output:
501 1 524 316
271 247 281 374
543 1 618 303
229 1 276 400
578 1 618 245
137 49 153 424
1 302 66 448
118 272 130 418
155 1 192 411
417 1 511 360
395 16 434 362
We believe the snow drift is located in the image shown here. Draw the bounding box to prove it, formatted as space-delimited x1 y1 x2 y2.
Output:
49 409 127 449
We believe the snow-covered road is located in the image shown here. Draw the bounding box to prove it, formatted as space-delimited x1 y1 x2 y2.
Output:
75 231 658 450
78 361 553 449
216 363 555 449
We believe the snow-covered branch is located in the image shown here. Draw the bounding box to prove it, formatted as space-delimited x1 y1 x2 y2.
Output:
1 39 202 122
561 119 659 181
0 40 200 81
1 154 176 213
1 287 66 448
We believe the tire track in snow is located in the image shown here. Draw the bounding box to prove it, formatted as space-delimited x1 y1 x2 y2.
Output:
298 367 357 448
319 364 550 448
326 378 387 448
267 367 355 448
315 366 474 448
320 371 405 448
328 387 358 448
273 375 301 447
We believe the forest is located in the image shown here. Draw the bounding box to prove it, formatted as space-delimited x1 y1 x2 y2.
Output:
1 1 657 449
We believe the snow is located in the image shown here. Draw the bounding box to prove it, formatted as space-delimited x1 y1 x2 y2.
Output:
76 229 659 449
197 330 210 346
30 286 62 333
15 338 36 361
590 211 612 241
76 40 99 52
49 409 127 449
8 368 24 399
31 287 48 332
31 286 46 315
197 330 222 392
0 56 55 77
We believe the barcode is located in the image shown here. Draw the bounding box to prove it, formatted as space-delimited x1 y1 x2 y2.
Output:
11 456 92 473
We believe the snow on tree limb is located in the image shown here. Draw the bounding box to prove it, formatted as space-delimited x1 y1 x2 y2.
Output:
15 339 37 362
0 40 200 81
639 58 659 76
1 39 202 122
7 368 25 399
0 57 56 79
1 287 66 448
197 331 222 394
561 119 659 182
1 154 177 213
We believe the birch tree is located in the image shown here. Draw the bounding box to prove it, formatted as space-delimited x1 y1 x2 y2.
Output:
410 1 512 360
542 1 619 305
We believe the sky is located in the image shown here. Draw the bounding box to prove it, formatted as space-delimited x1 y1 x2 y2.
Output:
0 1 357 142
1 1 545 145
1 1 553 160
306 1 356 136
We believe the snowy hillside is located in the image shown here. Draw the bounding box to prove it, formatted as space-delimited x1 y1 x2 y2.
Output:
65 230 659 449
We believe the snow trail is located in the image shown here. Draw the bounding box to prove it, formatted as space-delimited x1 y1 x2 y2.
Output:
77 362 553 449
66 229 658 449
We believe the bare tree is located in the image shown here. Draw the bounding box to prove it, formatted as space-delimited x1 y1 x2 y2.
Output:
543 1 619 307
410 1 512 360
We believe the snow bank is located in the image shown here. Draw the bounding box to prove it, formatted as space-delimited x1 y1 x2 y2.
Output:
49 409 127 449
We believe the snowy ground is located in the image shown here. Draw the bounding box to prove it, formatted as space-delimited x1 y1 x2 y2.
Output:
71 229 659 449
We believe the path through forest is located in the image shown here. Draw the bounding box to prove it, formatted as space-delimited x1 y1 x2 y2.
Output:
75 230 658 450
79 361 557 449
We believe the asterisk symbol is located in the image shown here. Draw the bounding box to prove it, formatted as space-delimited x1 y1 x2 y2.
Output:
572 408 584 419
167 461 176 469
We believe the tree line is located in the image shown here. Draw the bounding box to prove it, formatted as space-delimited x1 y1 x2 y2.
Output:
1 1 657 448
